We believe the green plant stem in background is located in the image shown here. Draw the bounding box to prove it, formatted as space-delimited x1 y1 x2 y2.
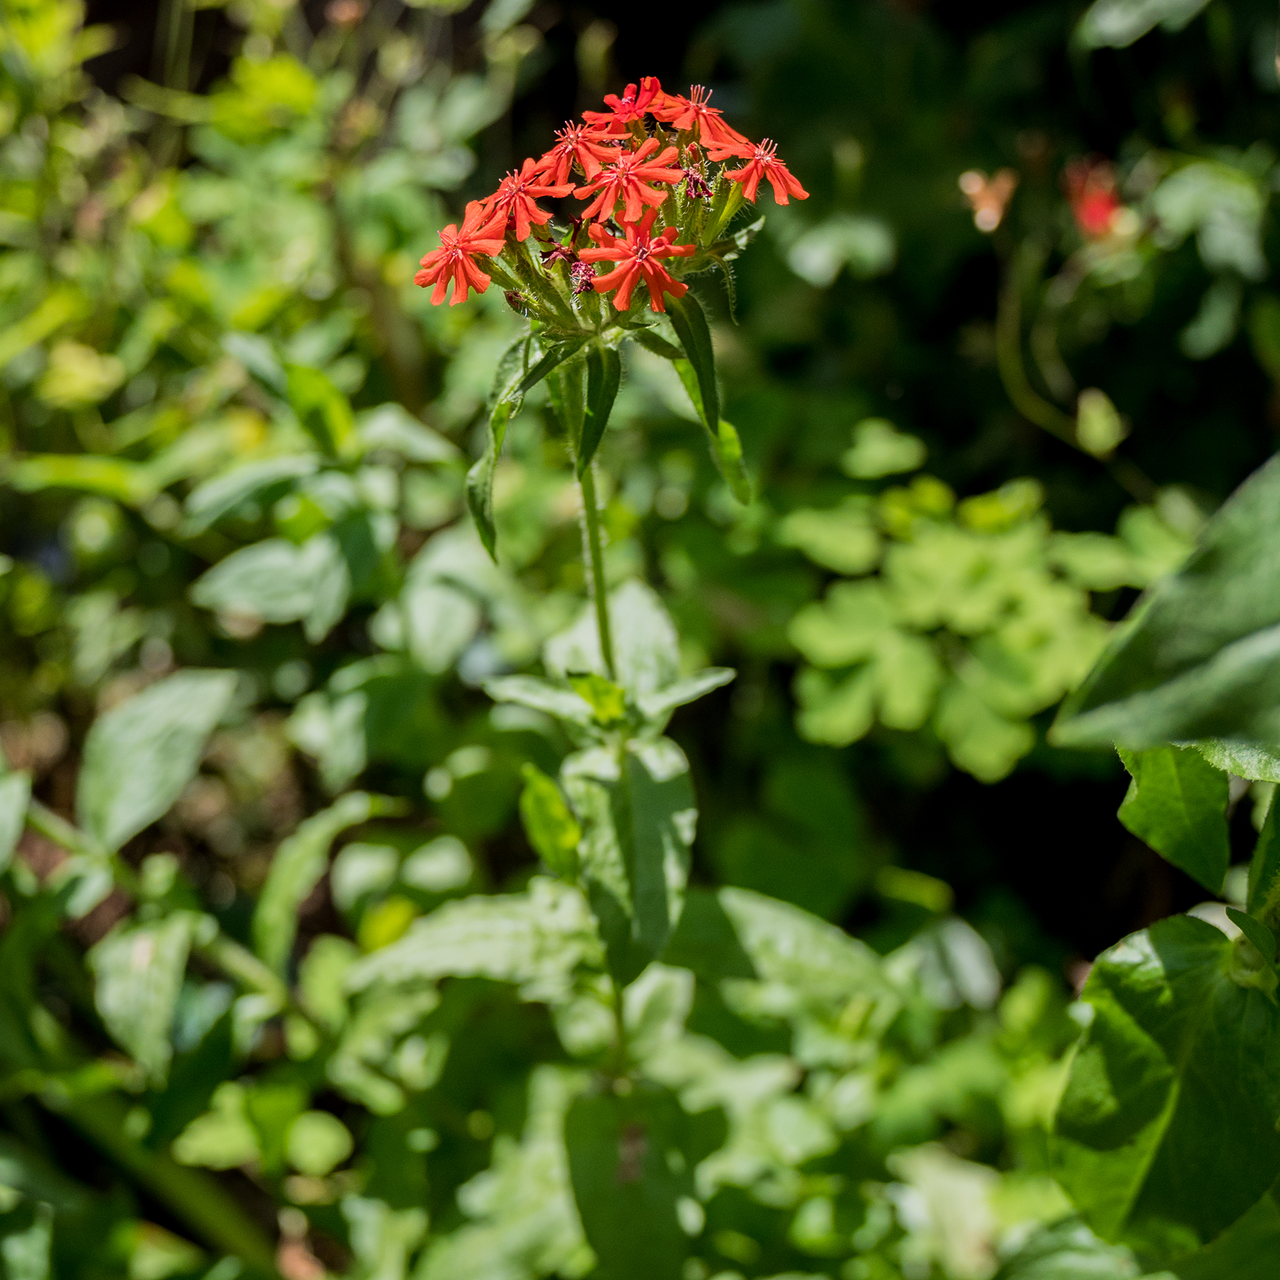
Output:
579 465 616 680
609 977 629 1081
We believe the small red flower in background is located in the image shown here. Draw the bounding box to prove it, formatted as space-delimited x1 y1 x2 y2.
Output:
579 209 697 312
658 86 749 148
534 122 616 186
575 137 684 223
1064 157 1125 239
705 137 809 204
484 158 575 242
583 76 667 135
414 202 506 305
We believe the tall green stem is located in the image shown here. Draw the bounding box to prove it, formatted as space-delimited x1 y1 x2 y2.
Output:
579 465 616 680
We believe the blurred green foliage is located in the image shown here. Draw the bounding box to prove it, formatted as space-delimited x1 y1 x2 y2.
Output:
2 0 1279 1277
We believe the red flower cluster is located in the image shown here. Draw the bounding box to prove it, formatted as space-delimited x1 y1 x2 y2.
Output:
415 76 807 310
1063 157 1125 240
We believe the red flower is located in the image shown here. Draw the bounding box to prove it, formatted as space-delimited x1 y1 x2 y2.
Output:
484 157 575 242
583 76 667 136
534 122 617 186
1063 157 1124 239
575 136 684 223
705 136 808 205
414 201 507 305
578 208 696 312
657 85 748 148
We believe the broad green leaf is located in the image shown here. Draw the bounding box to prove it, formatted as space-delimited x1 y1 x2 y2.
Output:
545 580 681 701
0 771 31 871
841 418 926 479
1117 747 1230 893
565 1086 691 1280
77 669 237 852
1052 454 1280 750
992 1218 1148 1279
777 499 882 574
562 738 695 988
253 792 396 974
1053 915 1280 1249
1191 738 1280 782
520 764 581 881
483 674 595 726
172 1082 260 1169
356 403 459 463
395 579 480 673
342 1197 427 1280
182 455 319 533
0 1203 52 1280
667 290 720 430
190 534 350 642
577 343 621 476
1224 907 1277 968
346 877 602 1003
89 912 197 1084
1166 1187 1280 1280
287 363 356 458
285 1111 353 1176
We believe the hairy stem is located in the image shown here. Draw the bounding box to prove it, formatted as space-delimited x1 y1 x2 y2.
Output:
579 465 616 680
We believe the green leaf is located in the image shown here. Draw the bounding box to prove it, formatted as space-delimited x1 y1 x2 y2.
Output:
1225 907 1277 967
1191 737 1280 782
1052 454 1280 750
577 344 621 476
253 792 397 974
636 668 736 723
1164 1188 1280 1280
519 764 581 881
0 1202 52 1280
346 877 602 1004
841 417 927 479
466 398 516 562
182 455 319 534
562 739 695 987
1077 0 1211 50
630 327 684 363
777 499 881 574
567 673 628 725
714 419 751 503
1053 914 1280 1250
89 912 197 1084
356 403 459 463
992 1218 1148 1280
546 361 586 449
7 454 156 505
565 1086 691 1280
190 534 350 643
483 674 595 726
1117 747 1230 893
285 1111 353 1176
1248 795 1280 921
286 363 356 458
0 771 31 872
666 291 720 432
76 669 237 853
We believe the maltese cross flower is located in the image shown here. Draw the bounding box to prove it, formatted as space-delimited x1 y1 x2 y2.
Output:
484 158 575 242
583 76 667 136
705 137 809 205
578 208 696 312
575 137 684 223
534 122 617 186
414 201 507 305
658 85 748 149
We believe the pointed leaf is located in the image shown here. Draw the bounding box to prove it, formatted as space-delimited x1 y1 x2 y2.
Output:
77 670 237 853
0 771 31 871
1225 907 1277 967
89 911 197 1084
714 419 751 502
666 291 719 432
484 674 594 726
520 764 581 881
1117 746 1230 893
1053 915 1280 1248
1250 795 1280 920
254 792 398 974
183 455 319 534
636 668 736 722
577 344 621 476
1052 453 1280 750
630 328 684 362
1191 737 1280 782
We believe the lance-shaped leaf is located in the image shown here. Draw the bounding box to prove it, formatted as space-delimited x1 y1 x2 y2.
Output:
77 670 237 853
1053 915 1280 1250
468 338 585 559
577 343 621 476
1117 746 1230 893
89 911 198 1085
0 771 31 871
254 792 398 974
1052 453 1280 750
562 738 696 988
520 764 582 881
666 291 720 432
1249 796 1280 921
565 1086 692 1280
